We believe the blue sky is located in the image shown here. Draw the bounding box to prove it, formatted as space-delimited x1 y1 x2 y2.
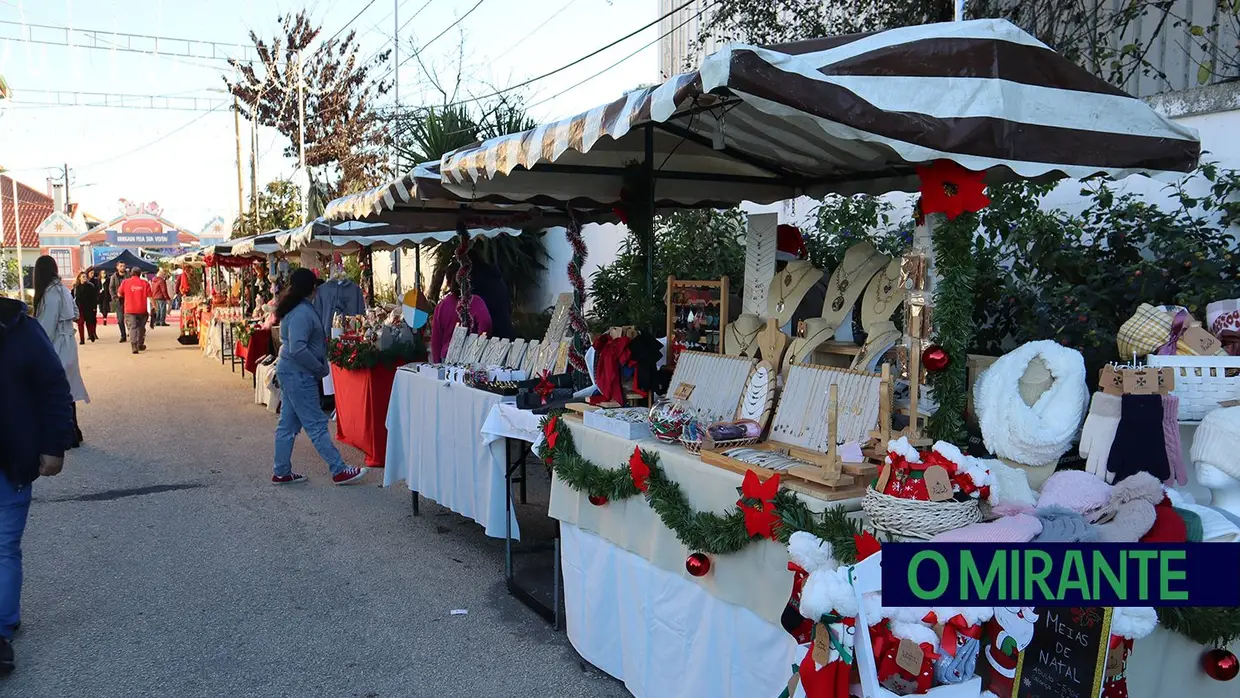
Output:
0 0 657 231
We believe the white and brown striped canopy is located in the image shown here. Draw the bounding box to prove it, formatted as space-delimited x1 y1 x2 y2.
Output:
439 19 1200 205
322 161 587 228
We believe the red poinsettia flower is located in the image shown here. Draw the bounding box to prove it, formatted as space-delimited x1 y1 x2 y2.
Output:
737 470 781 539
854 531 882 561
915 160 990 220
629 446 651 492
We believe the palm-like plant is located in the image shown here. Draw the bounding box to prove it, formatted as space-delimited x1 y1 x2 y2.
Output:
392 98 548 308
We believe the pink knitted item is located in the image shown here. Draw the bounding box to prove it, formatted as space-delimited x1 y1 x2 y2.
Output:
1094 500 1158 542
932 513 1043 543
1037 470 1113 515
1163 394 1186 486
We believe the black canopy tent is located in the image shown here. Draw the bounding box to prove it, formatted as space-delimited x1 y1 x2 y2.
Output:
94 249 158 274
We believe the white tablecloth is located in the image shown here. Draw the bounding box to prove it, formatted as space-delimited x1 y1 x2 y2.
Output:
383 370 520 539
562 523 798 698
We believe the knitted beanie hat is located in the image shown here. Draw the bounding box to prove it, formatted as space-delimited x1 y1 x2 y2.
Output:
1175 507 1204 543
932 513 1043 543
1088 471 1165 523
1032 506 1098 543
1094 500 1158 542
1190 406 1240 481
1037 470 1113 515
1140 497 1188 543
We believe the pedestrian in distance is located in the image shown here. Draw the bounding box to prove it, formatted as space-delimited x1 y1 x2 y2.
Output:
108 262 127 343
271 267 366 486
32 256 89 447
150 269 171 327
71 271 99 344
117 267 151 355
0 287 75 678
96 270 110 327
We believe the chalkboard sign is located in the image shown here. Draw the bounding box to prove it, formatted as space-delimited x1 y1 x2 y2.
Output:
1013 607 1113 698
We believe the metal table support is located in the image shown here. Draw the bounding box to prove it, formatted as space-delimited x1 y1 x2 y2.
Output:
504 437 561 629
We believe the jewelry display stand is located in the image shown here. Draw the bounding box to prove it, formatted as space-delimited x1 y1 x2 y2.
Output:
766 260 823 326
543 293 572 344
742 213 779 316
665 350 757 423
724 313 764 357
784 318 838 375
700 362 890 500
756 318 791 368
506 339 528 370
444 326 468 364
666 276 729 363
819 242 890 330
519 339 542 374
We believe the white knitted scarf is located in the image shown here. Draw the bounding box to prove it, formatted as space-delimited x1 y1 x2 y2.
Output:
973 340 1087 466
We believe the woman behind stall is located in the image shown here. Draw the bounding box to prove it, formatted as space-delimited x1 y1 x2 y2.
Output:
71 271 99 344
270 267 366 486
96 270 111 327
430 264 492 363
31 256 89 447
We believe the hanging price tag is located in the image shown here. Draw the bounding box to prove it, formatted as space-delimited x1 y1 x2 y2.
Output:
876 464 892 494
1122 368 1159 395
896 638 925 676
812 622 834 666
1182 327 1222 355
923 464 953 502
673 382 696 400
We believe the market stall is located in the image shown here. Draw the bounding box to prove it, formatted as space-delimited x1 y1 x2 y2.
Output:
437 17 1236 698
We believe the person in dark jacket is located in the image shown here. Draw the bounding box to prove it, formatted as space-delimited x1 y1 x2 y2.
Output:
468 249 514 340
0 296 74 677
96 270 111 327
71 271 99 344
108 262 127 342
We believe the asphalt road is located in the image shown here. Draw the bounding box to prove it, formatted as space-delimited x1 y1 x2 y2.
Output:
7 318 626 698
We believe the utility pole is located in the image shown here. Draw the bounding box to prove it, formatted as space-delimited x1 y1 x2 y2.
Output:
63 163 71 213
297 50 307 226
233 96 245 234
11 178 24 297
251 101 259 233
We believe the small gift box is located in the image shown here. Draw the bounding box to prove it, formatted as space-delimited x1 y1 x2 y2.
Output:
1117 303 1226 358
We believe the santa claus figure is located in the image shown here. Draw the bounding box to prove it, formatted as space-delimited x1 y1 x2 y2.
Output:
982 606 1039 696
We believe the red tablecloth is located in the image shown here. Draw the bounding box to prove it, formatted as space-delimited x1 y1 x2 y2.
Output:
236 328 273 374
330 361 408 467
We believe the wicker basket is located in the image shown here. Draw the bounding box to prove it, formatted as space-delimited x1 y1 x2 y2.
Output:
862 487 982 540
1147 355 1240 422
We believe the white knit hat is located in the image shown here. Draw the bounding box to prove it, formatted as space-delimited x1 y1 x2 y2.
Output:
1190 406 1240 481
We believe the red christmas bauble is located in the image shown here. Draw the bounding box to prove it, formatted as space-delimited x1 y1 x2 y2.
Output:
1203 648 1239 681
588 494 608 506
922 345 950 372
685 552 711 577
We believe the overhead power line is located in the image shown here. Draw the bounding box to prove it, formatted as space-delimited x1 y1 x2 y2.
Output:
491 0 584 63
383 0 700 112
0 19 257 63
395 0 487 72
324 0 382 45
7 89 227 112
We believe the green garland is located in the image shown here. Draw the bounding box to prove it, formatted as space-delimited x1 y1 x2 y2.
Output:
327 337 421 371
542 414 861 562
1157 607 1240 648
926 212 979 443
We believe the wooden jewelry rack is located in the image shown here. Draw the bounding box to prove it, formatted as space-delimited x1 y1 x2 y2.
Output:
699 362 891 501
665 350 756 422
666 277 729 367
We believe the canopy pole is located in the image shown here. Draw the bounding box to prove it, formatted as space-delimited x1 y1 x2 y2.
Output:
642 123 655 299
454 221 476 333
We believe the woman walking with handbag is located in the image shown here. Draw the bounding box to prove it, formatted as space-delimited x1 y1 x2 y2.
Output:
32 256 89 447
96 270 111 327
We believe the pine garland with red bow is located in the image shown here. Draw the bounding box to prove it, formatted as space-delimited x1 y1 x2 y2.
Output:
539 412 861 559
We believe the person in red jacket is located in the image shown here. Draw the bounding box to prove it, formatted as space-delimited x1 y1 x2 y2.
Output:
148 270 172 328
117 268 152 354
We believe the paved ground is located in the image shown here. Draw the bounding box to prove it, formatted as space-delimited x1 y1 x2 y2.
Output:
8 319 626 698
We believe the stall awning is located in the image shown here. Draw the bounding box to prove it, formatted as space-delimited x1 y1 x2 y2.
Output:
439 18 1199 204
230 230 284 257
277 218 524 253
321 161 588 229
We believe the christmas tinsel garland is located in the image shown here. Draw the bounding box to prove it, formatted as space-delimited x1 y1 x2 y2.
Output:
925 211 978 443
564 211 590 379
327 337 420 371
1157 606 1240 648
541 413 862 562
